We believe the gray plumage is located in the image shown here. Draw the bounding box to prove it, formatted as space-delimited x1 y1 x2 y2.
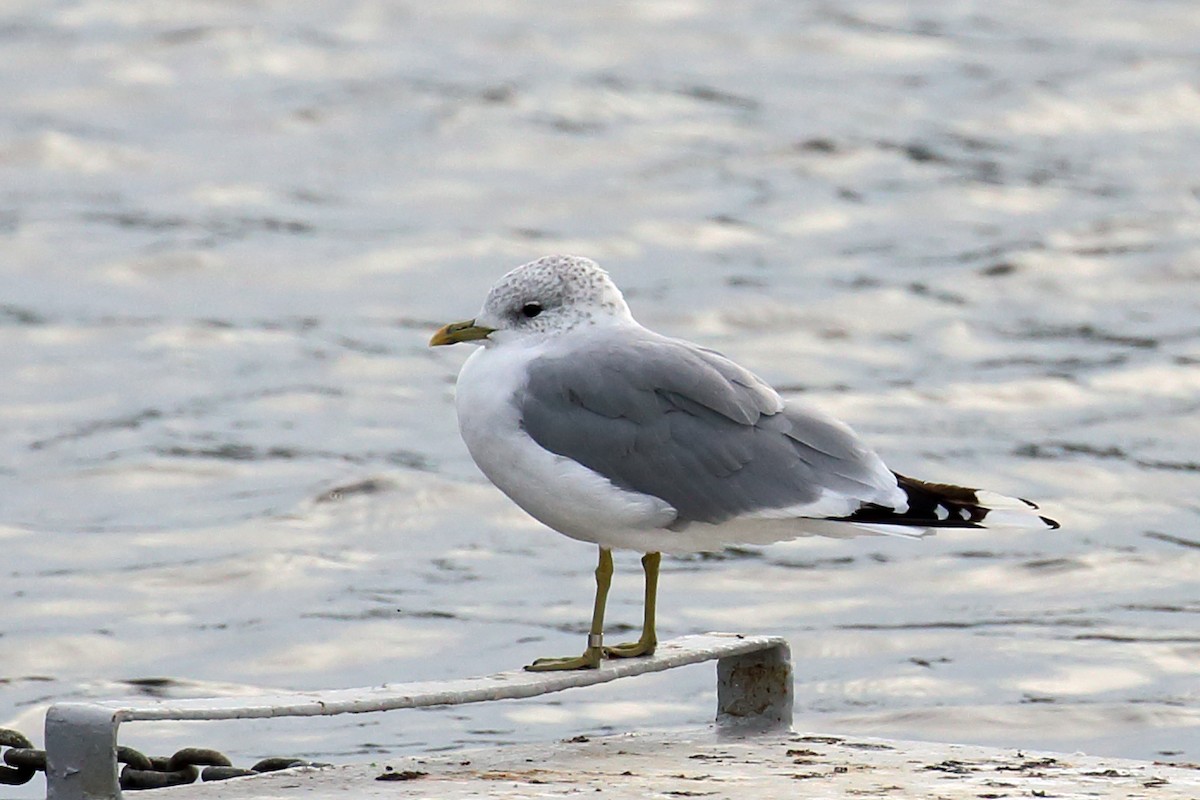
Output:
517 327 896 527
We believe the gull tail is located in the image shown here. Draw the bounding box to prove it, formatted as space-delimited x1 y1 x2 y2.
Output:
839 473 1059 532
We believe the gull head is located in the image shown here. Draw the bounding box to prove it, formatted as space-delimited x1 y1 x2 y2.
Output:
430 255 633 347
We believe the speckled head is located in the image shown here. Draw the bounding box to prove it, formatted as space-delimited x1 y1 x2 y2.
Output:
474 255 634 344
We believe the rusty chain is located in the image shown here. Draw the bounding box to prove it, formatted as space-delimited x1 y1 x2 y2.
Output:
0 727 312 790
0 729 39 786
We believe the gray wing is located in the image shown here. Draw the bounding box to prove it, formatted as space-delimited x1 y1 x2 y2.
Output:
517 330 898 526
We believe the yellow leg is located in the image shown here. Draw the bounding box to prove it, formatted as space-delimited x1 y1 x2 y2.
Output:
525 547 612 671
604 552 659 659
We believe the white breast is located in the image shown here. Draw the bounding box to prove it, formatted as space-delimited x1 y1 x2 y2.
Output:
454 341 678 546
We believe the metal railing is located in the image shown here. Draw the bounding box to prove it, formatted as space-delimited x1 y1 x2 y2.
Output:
42 632 792 800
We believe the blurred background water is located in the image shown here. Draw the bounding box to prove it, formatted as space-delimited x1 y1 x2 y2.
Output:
2 0 1198 794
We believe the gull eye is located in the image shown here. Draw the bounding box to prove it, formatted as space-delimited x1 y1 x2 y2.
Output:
521 303 543 319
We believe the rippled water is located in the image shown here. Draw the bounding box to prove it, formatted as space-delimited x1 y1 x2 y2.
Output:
2 1 1198 796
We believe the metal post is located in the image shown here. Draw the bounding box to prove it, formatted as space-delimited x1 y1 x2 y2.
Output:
716 640 793 730
44 703 122 800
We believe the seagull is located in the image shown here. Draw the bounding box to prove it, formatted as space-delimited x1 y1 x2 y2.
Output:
431 255 1058 671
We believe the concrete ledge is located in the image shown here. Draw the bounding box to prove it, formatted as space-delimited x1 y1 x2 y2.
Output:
44 633 790 799
157 730 1200 799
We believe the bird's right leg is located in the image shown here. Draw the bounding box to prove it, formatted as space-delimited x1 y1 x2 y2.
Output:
603 551 659 659
525 546 612 671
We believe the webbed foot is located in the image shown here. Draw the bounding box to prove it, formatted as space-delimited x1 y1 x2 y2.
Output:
603 634 656 659
524 645 604 671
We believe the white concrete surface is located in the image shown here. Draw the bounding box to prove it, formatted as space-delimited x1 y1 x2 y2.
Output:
158 730 1200 799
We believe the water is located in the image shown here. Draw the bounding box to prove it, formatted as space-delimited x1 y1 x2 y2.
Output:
2 0 1198 795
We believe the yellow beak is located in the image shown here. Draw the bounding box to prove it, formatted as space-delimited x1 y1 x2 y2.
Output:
430 319 495 346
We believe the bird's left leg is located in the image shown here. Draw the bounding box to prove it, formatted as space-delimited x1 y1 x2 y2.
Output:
525 546 612 671
604 551 660 659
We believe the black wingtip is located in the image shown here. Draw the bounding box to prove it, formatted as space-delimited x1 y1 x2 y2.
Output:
1019 496 1041 510
1040 515 1061 530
